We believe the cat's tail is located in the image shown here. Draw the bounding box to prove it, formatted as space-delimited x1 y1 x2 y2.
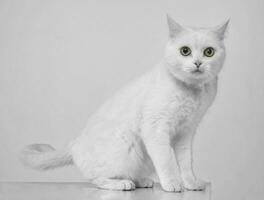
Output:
20 144 73 170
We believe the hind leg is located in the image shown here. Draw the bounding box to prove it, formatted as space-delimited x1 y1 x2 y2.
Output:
93 178 136 191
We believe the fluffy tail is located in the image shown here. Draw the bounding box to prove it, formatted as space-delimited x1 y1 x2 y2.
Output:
20 144 73 170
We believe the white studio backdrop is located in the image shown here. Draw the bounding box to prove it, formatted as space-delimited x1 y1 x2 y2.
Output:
0 1 263 200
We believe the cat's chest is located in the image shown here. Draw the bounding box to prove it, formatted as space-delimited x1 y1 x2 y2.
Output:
167 84 215 127
169 94 201 124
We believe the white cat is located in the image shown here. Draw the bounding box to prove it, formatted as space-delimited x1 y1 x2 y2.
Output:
21 15 229 192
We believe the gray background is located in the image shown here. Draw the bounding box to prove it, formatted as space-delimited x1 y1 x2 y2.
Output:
0 0 263 199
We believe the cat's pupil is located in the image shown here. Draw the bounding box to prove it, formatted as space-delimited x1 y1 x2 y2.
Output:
183 48 188 53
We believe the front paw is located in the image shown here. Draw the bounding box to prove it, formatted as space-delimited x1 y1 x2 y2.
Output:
161 180 184 192
183 178 207 191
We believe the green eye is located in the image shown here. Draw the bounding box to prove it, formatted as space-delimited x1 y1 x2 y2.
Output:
204 47 215 57
180 46 191 56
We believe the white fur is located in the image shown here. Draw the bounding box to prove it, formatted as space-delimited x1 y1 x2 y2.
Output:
21 15 228 192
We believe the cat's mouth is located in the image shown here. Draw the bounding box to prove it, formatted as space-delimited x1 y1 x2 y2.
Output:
191 69 204 74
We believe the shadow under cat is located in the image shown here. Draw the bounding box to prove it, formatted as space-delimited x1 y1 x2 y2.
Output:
0 182 211 200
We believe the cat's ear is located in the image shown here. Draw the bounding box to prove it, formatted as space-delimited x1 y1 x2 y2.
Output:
166 14 184 38
213 19 230 40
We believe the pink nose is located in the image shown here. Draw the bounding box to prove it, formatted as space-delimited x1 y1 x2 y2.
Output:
194 61 202 68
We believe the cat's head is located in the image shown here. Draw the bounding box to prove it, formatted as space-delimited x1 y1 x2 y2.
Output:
164 15 229 85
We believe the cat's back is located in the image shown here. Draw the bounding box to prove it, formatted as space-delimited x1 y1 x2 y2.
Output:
69 68 158 177
90 68 157 122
